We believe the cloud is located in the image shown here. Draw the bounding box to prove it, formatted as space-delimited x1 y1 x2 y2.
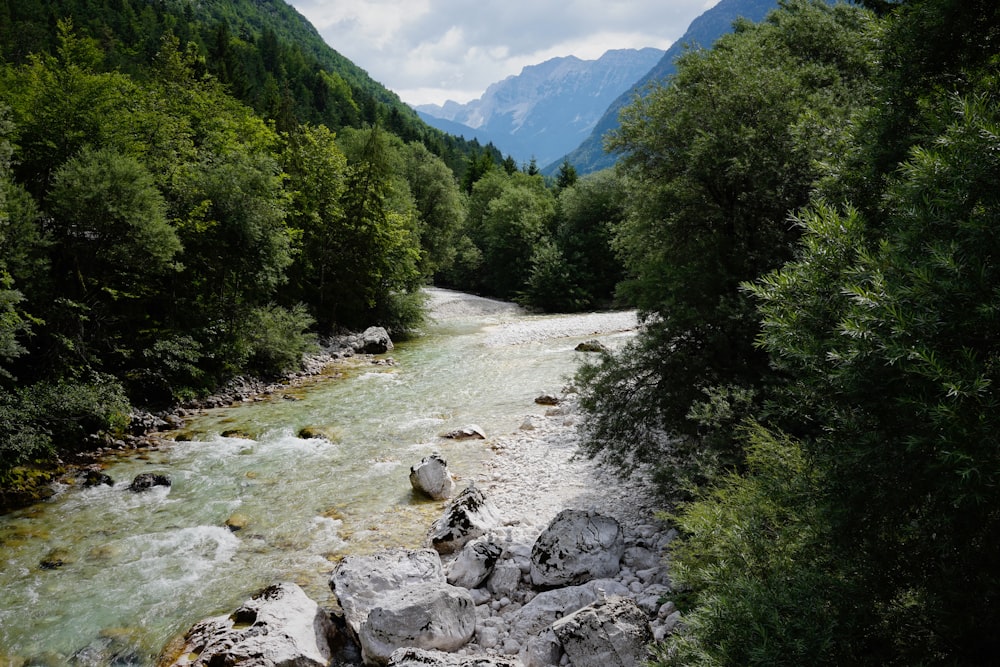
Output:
289 0 720 105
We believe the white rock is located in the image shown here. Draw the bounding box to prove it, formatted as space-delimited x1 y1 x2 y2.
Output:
167 582 335 667
388 647 521 667
551 596 653 667
506 579 628 648
428 485 502 554
519 628 562 667
330 548 444 636
447 538 503 589
487 563 522 597
441 425 487 440
529 510 624 587
410 454 456 500
360 582 476 665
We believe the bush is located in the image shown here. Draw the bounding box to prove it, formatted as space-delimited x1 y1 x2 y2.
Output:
245 303 318 377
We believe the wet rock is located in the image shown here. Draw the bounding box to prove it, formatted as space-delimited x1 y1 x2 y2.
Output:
225 513 249 532
164 582 336 667
440 425 486 440
574 339 609 354
427 485 501 554
533 394 560 406
220 429 254 439
359 582 476 665
330 548 445 637
389 647 521 667
297 425 337 441
82 470 114 488
128 473 171 492
40 547 74 570
529 510 624 587
410 453 456 500
445 538 502 589
550 596 653 667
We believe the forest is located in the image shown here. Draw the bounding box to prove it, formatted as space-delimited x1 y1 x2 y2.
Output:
0 0 624 504
574 0 1000 663
1 0 998 663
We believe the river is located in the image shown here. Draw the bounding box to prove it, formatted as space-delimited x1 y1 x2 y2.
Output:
0 289 637 665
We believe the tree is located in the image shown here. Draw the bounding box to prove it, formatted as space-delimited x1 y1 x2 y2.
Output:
748 88 1000 662
576 0 878 493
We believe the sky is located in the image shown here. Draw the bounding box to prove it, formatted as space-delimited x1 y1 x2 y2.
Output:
287 0 722 107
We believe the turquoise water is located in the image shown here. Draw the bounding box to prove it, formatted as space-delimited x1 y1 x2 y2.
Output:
0 295 629 665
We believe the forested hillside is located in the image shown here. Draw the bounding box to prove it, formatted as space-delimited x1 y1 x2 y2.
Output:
0 0 631 506
574 0 1000 663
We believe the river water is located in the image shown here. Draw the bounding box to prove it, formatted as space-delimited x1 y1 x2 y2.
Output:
0 289 636 665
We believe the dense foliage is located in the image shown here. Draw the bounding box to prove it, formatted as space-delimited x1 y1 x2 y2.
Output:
0 3 630 504
577 0 877 495
574 0 1000 663
0 17 467 501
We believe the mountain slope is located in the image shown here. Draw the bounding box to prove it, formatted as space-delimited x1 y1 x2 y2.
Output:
416 48 664 166
0 0 497 174
548 0 781 174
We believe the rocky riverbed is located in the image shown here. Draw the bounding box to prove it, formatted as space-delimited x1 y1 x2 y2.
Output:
164 290 677 666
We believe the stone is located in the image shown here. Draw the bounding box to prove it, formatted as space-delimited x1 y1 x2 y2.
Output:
446 538 503 589
519 628 562 667
486 563 523 597
225 513 249 532
440 425 487 440
529 510 624 587
388 647 522 667
359 582 476 665
574 339 609 354
533 394 560 406
164 582 336 667
506 579 629 650
128 472 171 492
427 485 501 554
410 454 456 500
550 596 653 667
330 548 445 637
358 327 394 354
82 470 114 487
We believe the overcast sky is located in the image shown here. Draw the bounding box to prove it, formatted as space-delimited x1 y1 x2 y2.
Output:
287 0 722 107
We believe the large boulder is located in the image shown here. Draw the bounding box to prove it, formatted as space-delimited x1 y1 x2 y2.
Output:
427 485 501 554
389 647 522 667
165 582 336 667
506 579 629 652
410 454 456 500
445 538 503 589
551 596 653 667
529 510 624 587
330 548 445 637
359 582 476 665
357 327 394 354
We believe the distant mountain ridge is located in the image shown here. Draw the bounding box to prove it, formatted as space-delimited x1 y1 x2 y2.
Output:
415 48 664 166
548 0 782 174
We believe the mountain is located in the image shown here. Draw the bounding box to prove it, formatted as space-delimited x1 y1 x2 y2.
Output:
415 48 665 167
0 0 497 175
548 0 781 175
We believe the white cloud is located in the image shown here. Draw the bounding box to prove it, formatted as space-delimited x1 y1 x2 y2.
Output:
289 0 720 106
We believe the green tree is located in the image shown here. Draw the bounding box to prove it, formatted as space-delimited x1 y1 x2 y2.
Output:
281 123 349 326
469 171 556 300
749 88 1000 662
577 0 878 494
